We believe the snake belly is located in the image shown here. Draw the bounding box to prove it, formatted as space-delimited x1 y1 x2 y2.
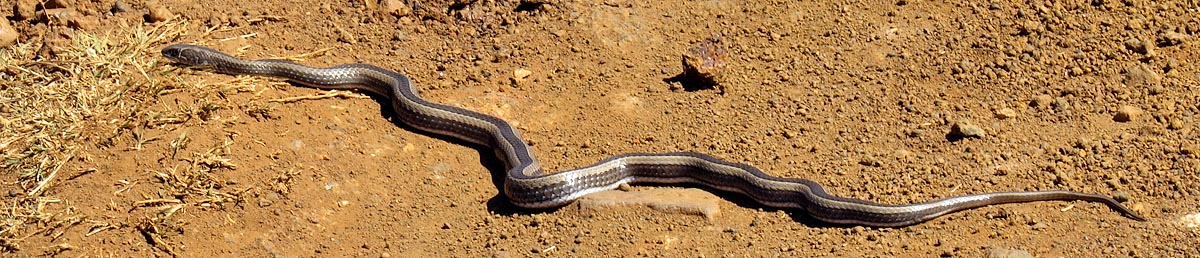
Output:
161 44 1145 227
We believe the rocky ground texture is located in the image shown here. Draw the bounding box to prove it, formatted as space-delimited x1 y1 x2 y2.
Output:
1 0 1198 257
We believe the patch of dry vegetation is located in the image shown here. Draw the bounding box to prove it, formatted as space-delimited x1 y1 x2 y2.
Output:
0 16 344 253
0 20 188 252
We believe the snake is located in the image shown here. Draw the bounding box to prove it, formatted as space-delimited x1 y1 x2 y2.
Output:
161 43 1146 227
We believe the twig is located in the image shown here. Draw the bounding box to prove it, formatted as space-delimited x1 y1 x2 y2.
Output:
218 33 258 42
133 199 182 207
27 154 74 197
282 46 337 61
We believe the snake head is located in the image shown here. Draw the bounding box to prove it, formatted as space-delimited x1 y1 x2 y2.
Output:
161 44 217 66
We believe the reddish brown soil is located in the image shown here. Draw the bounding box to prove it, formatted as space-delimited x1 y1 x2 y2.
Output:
7 0 1200 257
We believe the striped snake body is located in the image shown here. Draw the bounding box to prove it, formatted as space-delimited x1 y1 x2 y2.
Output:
162 44 1145 227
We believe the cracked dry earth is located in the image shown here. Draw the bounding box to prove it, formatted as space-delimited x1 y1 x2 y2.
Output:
6 0 1200 257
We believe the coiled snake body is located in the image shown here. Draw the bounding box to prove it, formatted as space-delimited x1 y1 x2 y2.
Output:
162 44 1145 227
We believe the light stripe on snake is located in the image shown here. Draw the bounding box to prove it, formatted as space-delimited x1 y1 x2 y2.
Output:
161 43 1146 227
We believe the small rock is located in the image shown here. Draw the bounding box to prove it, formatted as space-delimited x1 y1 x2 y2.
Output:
1180 213 1200 228
988 248 1035 258
147 3 173 22
1029 94 1054 108
1123 64 1161 87
392 30 408 41
1054 97 1070 111
379 0 411 17
1159 31 1190 47
39 8 77 24
1112 190 1130 202
492 46 511 62
994 108 1018 119
1167 119 1184 130
111 0 131 13
47 0 73 9
257 198 273 207
337 26 359 44
1030 222 1048 230
36 36 72 59
512 68 532 83
0 19 17 48
681 35 729 89
1113 105 1142 122
1181 144 1198 156
492 250 513 258
858 156 882 167
36 7 97 30
1123 38 1155 56
15 0 39 20
949 120 986 139
1017 21 1041 35
70 15 99 30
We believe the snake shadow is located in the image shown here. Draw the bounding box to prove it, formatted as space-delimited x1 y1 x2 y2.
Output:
283 88 851 228
164 62 864 228
357 93 856 228
357 94 561 217
627 182 856 228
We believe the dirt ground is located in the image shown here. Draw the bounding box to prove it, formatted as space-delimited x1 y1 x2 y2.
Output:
3 0 1199 257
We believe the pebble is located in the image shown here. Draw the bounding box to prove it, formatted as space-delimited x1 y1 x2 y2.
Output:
37 36 72 59
379 0 411 17
0 19 16 48
39 8 76 23
1159 31 1191 46
1123 38 1155 56
257 198 272 207
512 68 532 83
681 36 728 86
1167 118 1184 130
1030 94 1054 108
1180 213 1200 228
1113 105 1142 122
948 120 986 138
1030 222 1048 230
1181 144 1198 156
1054 97 1070 112
36 8 98 30
987 247 1035 258
1124 64 1161 87
111 0 131 13
47 0 72 9
15 0 39 20
1112 190 1130 202
492 46 511 62
994 108 1018 119
147 3 174 22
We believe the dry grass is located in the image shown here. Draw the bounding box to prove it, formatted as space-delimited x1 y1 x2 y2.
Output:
0 15 369 254
0 20 190 252
0 17 335 254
